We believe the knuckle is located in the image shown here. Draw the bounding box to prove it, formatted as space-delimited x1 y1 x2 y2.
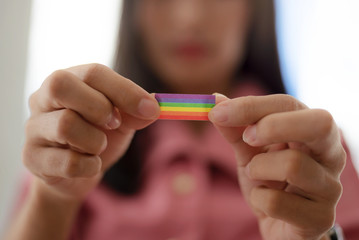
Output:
22 143 34 170
63 151 82 178
259 116 277 141
248 154 265 178
336 146 347 173
97 132 108 154
277 94 303 111
317 209 335 232
313 109 335 138
248 157 259 177
56 109 78 143
24 117 35 138
44 70 75 108
325 215 335 231
236 96 256 123
45 70 72 98
22 143 43 178
91 98 113 126
285 150 303 178
82 63 107 85
339 146 347 162
263 190 283 218
87 130 108 156
28 91 39 112
86 156 102 177
331 180 343 202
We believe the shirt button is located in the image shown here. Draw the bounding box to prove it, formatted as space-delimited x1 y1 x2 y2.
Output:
172 172 196 196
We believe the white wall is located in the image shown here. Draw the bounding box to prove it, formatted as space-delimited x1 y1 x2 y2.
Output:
0 0 32 235
0 0 121 235
25 0 122 104
276 0 359 170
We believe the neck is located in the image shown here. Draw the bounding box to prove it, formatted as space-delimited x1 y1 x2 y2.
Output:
170 80 232 96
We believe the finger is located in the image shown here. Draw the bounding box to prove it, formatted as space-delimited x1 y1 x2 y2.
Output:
247 149 343 201
23 144 102 179
26 109 107 155
209 94 307 127
208 95 308 164
242 109 346 174
212 93 250 150
119 110 158 130
250 187 335 235
64 64 160 120
30 70 121 129
210 113 261 167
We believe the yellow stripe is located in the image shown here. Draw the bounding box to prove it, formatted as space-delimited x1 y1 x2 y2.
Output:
160 106 212 112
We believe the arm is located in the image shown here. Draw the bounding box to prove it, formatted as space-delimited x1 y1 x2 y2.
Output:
5 179 81 240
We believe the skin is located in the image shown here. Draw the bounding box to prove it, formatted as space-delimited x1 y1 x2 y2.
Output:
137 0 251 94
5 0 345 239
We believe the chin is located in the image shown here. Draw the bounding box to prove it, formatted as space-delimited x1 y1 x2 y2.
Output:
154 59 228 93
165 74 219 94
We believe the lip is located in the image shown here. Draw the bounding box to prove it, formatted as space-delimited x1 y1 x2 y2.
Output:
173 42 208 60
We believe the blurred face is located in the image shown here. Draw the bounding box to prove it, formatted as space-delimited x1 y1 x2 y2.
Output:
136 0 251 94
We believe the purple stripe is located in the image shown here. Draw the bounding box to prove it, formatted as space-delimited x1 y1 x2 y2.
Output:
155 93 215 100
156 98 215 104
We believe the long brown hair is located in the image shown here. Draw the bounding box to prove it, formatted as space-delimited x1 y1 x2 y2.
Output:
102 0 286 195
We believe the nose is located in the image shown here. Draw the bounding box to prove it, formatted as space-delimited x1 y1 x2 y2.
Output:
170 0 205 33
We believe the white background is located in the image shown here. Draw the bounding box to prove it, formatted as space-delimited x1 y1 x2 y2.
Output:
1 0 358 235
0 0 122 235
0 0 32 235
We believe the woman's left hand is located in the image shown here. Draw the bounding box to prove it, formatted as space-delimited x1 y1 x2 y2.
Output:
209 94 346 240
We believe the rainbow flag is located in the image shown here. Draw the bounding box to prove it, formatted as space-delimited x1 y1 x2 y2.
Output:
155 93 215 121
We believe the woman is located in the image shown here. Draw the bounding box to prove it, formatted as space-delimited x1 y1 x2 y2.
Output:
6 0 359 239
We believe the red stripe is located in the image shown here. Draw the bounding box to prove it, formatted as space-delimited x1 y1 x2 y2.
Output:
159 115 209 121
160 111 208 117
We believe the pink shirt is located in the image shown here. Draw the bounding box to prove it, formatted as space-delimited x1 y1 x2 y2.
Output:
71 120 260 240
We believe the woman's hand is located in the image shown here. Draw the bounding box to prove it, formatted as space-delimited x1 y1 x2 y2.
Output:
23 63 160 202
209 94 346 240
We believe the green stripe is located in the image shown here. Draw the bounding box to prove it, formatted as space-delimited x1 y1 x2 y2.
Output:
159 102 215 108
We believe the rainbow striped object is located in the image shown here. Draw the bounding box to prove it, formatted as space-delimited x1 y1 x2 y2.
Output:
155 93 215 121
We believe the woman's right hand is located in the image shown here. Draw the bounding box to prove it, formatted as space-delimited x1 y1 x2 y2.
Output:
23 63 160 202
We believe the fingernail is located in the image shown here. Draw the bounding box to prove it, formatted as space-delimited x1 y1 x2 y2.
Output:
138 98 159 119
209 103 229 123
243 125 257 144
212 92 229 104
105 108 121 130
212 92 228 98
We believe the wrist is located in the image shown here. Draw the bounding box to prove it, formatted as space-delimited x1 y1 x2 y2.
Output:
31 178 82 212
5 178 83 240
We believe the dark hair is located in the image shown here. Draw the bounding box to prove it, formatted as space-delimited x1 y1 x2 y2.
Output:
102 0 286 195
